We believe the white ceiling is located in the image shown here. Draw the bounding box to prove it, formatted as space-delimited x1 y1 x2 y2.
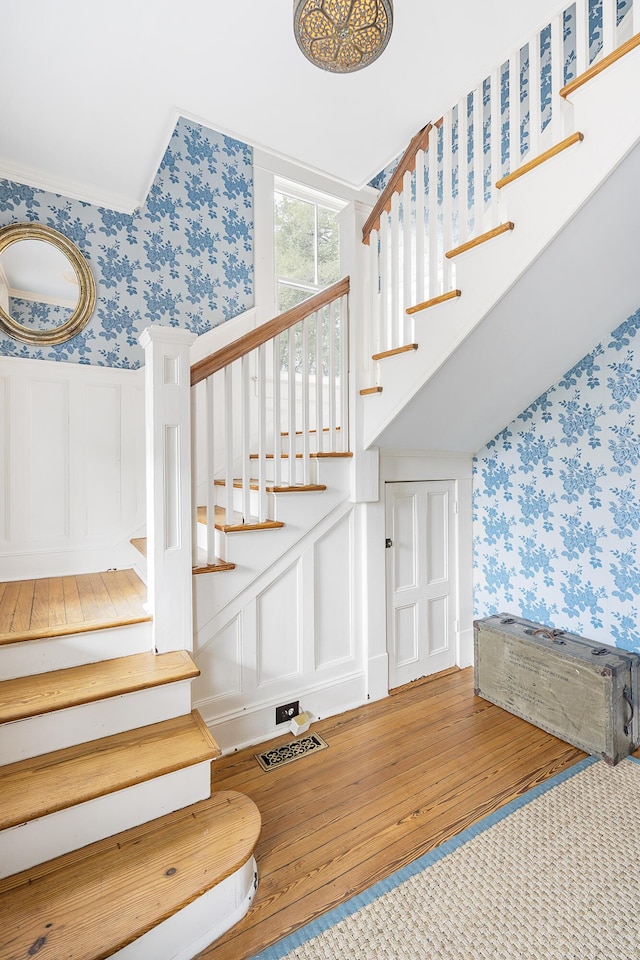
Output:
1 1 569 212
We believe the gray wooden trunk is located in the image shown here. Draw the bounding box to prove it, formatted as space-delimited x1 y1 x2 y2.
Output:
474 614 640 765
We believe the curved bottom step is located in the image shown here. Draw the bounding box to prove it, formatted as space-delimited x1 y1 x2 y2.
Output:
115 855 258 960
0 790 261 960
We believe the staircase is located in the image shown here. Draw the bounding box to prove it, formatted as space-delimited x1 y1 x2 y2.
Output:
358 0 640 454
2 1 640 955
0 573 260 960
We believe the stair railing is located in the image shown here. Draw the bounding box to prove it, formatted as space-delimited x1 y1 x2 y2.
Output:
190 277 350 566
362 0 636 367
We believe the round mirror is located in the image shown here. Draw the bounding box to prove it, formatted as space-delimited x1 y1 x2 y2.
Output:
0 223 96 345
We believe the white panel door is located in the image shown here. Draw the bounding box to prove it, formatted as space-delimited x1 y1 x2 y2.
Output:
386 480 457 689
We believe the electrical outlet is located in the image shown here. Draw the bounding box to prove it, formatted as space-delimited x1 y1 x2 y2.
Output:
276 701 299 725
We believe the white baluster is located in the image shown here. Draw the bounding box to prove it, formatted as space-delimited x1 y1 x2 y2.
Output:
456 98 469 244
379 213 390 351
427 131 439 297
441 109 454 291
339 296 349 453
629 0 636 35
414 149 426 304
206 375 216 564
390 190 401 349
302 315 310 485
528 34 541 159
224 364 234 528
402 169 413 342
472 86 484 236
316 309 324 453
550 13 565 143
489 69 501 226
273 333 282 488
602 0 618 56
328 300 337 443
368 227 381 361
509 49 521 174
575 0 589 74
190 383 198 568
287 325 296 485
257 343 267 521
241 353 251 522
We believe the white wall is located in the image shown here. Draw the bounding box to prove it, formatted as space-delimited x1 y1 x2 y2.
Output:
0 356 145 579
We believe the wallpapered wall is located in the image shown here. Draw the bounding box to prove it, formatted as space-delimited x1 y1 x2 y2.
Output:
0 117 253 368
474 307 640 653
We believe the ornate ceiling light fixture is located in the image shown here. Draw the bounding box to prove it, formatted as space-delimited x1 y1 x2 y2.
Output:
294 0 394 74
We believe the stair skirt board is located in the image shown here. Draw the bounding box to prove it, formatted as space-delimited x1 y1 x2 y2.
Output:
0 620 152 681
113 856 258 960
0 681 193 765
0 762 212 880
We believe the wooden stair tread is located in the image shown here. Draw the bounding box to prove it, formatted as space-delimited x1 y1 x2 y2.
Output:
197 505 284 533
495 132 584 189
445 221 515 259
372 343 418 362
0 569 151 647
280 426 341 436
214 479 327 493
248 451 353 459
0 790 261 960
192 556 236 575
133 538 235 574
130 537 147 557
406 289 461 315
0 650 199 725
560 31 640 99
360 385 383 396
0 711 220 831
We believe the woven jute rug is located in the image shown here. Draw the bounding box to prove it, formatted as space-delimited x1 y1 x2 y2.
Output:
252 756 640 960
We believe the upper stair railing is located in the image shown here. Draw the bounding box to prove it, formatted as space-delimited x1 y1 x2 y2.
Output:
362 0 637 370
190 277 350 566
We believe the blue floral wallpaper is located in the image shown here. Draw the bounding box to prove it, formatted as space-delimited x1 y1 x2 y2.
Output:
0 117 253 368
9 298 72 330
474 307 640 654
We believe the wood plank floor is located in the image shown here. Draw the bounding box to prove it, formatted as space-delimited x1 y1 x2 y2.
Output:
0 569 150 644
202 667 587 960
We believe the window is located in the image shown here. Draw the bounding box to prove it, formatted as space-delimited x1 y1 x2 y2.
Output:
274 180 343 314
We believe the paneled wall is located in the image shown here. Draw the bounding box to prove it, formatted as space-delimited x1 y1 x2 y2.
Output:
0 356 145 579
192 505 363 752
474 306 640 652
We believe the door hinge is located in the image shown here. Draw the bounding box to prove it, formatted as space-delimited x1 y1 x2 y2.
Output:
385 538 393 548
454 500 459 515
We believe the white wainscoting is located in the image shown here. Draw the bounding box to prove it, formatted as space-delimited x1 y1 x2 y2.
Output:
0 356 145 579
193 504 364 752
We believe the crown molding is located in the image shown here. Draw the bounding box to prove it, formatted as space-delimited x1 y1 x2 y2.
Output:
0 158 139 215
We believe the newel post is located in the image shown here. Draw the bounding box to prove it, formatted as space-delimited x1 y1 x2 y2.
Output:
140 325 197 654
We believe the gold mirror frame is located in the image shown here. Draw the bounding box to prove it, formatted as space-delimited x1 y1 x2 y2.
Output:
0 222 96 345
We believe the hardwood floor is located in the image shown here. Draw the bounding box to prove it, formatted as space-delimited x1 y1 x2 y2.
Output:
202 667 586 960
0 569 150 644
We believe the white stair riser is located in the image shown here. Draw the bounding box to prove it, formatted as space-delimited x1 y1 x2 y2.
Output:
0 681 193 764
0 761 212 879
113 856 258 960
0 621 152 681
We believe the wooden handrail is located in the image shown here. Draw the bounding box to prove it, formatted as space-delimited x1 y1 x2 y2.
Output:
191 277 350 386
362 122 434 245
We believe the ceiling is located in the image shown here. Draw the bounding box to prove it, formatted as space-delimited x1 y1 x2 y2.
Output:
1 1 568 212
